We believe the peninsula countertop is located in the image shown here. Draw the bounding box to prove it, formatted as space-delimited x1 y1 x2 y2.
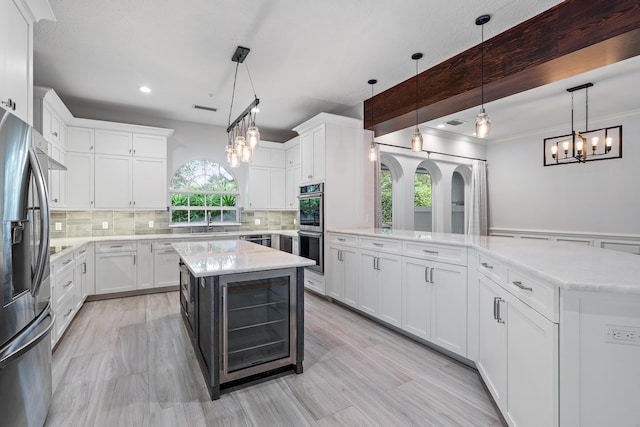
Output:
173 239 315 277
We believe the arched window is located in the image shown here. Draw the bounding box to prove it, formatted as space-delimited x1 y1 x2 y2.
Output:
169 160 239 224
414 166 432 231
451 171 465 234
380 163 393 228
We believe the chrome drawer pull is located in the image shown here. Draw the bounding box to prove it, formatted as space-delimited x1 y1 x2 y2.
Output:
512 281 533 291
496 298 505 323
62 259 73 265
373 242 384 247
110 245 123 248
481 262 493 269
423 249 439 255
337 238 346 242
493 297 499 320
63 281 72 288
64 308 73 317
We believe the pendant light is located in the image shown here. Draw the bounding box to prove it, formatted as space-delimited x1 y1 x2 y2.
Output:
368 79 379 162
410 53 424 151
475 14 491 139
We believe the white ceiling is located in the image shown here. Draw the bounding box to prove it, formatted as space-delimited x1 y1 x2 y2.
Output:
33 0 565 141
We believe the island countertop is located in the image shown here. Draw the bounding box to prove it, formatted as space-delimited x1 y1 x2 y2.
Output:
172 239 315 277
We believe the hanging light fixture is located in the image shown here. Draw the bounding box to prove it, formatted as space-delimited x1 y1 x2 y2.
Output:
368 79 379 162
475 14 491 139
410 53 424 151
543 82 622 166
226 46 260 167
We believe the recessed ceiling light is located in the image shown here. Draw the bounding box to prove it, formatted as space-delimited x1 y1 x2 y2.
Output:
139 86 151 93
437 124 446 129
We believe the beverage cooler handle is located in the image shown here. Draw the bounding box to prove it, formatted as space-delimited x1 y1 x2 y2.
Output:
222 284 228 376
29 148 50 297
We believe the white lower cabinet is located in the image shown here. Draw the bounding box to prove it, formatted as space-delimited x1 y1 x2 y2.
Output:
402 257 468 356
477 275 558 427
136 241 154 289
95 242 137 294
358 250 402 326
303 268 325 294
153 245 179 288
326 244 359 308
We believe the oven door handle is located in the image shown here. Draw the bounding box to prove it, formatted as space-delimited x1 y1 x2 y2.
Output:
298 231 323 238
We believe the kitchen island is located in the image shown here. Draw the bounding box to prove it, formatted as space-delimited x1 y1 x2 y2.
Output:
172 239 314 399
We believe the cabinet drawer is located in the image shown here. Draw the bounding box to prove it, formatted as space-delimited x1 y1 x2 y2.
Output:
152 240 175 251
304 269 325 294
74 245 89 258
359 237 401 254
96 241 137 253
403 241 467 266
328 233 358 247
55 267 74 304
507 269 559 323
477 252 507 285
55 291 76 338
52 252 74 274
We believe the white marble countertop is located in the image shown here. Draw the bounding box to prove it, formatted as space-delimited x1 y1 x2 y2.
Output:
329 228 640 295
49 229 299 262
172 240 315 277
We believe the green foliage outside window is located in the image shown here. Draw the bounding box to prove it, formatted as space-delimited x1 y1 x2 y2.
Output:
381 168 393 225
414 172 432 207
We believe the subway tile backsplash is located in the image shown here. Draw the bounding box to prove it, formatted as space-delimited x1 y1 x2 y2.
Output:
50 209 298 239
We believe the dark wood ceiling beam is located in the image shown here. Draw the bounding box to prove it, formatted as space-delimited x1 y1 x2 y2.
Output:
365 0 640 137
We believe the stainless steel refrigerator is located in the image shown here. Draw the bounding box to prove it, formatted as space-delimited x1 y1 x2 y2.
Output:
0 107 54 427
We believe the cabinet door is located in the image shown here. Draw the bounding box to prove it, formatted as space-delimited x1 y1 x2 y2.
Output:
74 255 86 309
153 248 180 288
0 0 30 123
136 242 153 289
49 144 63 206
94 154 132 208
270 149 286 168
132 134 166 158
377 253 402 327
270 168 285 209
286 144 300 167
342 247 359 308
326 246 343 300
95 252 137 294
66 127 95 152
247 166 270 209
132 157 166 209
85 243 95 296
311 127 326 182
358 251 379 316
65 151 94 208
431 262 468 356
285 165 300 209
506 294 558 427
402 258 431 339
300 132 314 184
95 130 132 155
477 277 508 410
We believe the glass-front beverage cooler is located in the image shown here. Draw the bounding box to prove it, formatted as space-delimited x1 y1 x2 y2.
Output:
219 268 297 383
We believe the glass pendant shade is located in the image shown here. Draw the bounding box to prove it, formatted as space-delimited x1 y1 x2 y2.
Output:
229 151 239 168
475 109 491 139
241 145 252 162
411 127 424 152
368 142 378 162
247 124 260 149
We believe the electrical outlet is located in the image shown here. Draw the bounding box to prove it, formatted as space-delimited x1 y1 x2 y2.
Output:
54 222 62 231
293 218 297 225
102 221 109 230
605 325 640 346
254 218 261 225
148 220 154 228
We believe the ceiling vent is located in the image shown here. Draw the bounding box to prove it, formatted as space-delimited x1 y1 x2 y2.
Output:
192 104 218 112
446 119 465 126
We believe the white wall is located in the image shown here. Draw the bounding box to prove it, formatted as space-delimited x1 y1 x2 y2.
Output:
486 111 640 235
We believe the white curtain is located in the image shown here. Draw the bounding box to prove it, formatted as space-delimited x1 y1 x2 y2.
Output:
467 160 488 236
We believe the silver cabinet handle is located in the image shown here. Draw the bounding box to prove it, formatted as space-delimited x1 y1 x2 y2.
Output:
337 237 346 242
62 259 73 265
64 308 73 318
481 262 493 269
423 249 439 255
512 281 533 291
133 255 136 265
63 280 73 288
373 242 384 247
493 297 498 320
425 266 429 283
430 267 435 284
82 262 87 274
110 245 123 248
496 298 505 323
1 98 16 110
52 131 58 137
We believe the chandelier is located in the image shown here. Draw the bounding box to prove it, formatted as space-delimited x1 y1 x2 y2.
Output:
543 82 622 166
226 46 260 167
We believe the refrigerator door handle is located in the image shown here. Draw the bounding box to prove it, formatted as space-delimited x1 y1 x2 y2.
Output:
0 305 54 368
29 148 50 297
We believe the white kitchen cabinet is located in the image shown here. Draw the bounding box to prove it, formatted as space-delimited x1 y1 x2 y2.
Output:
95 251 137 294
247 166 270 209
358 249 401 325
303 268 325 294
0 0 30 123
94 129 133 155
270 167 285 209
65 151 94 208
286 143 300 167
326 235 359 307
74 246 88 308
66 126 94 152
132 133 166 158
132 157 167 209
285 165 300 210
84 243 95 296
48 144 65 207
402 258 432 339
153 244 179 288
94 154 132 208
136 241 153 289
299 125 325 184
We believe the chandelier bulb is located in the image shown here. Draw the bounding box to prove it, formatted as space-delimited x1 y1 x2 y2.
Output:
411 127 424 152
475 109 491 139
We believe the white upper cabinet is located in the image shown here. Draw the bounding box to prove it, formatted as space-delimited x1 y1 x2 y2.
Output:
65 151 94 208
244 144 288 210
94 154 132 208
298 125 325 184
270 149 286 168
132 157 167 209
66 127 95 152
286 143 300 167
95 130 133 155
132 133 167 158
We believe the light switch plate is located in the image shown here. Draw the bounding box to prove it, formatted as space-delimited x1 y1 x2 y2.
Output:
148 220 154 228
102 221 109 229
254 218 261 225
54 222 62 231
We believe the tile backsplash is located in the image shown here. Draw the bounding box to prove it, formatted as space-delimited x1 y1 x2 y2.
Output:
50 209 298 239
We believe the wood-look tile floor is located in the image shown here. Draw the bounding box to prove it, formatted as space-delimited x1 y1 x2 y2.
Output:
46 291 505 427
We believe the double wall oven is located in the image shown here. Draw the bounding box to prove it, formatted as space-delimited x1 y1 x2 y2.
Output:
298 183 323 274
